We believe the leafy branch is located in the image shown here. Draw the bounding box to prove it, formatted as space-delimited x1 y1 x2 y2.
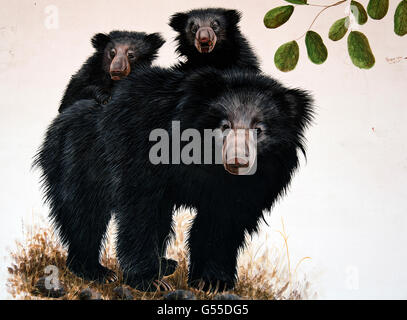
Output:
264 0 407 72
295 0 348 41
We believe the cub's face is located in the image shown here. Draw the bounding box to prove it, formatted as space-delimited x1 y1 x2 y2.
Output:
169 8 241 54
91 31 165 80
103 41 138 80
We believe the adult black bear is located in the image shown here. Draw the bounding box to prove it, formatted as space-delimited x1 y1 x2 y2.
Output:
35 66 313 290
58 31 165 113
169 8 260 71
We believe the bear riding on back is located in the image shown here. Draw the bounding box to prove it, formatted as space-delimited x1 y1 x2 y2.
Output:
169 8 260 72
58 31 165 112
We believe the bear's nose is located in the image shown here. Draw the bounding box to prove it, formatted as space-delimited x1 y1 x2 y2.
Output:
227 157 249 167
196 28 212 43
199 35 209 43
224 158 250 175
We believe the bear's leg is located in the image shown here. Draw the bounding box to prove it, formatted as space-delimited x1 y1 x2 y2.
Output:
187 201 255 291
156 200 178 277
54 199 114 282
116 198 175 291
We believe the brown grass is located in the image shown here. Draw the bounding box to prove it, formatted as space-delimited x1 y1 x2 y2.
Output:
7 209 314 300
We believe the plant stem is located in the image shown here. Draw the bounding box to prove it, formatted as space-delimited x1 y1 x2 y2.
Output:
296 0 348 41
308 0 347 8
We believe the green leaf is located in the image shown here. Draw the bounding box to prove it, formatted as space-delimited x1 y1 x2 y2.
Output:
351 1 368 25
395 0 407 36
347 31 375 69
274 41 299 72
367 0 389 20
305 31 328 64
284 0 308 4
328 17 350 41
264 6 294 29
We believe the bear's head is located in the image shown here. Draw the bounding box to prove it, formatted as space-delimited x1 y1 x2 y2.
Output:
169 8 242 57
91 31 165 81
176 68 314 175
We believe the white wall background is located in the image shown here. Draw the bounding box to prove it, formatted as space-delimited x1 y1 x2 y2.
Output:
0 0 406 299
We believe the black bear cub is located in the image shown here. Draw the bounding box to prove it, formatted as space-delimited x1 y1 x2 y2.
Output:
35 66 313 291
58 31 165 112
169 8 260 71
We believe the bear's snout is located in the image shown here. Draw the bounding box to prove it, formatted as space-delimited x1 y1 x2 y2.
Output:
195 27 217 53
222 129 257 175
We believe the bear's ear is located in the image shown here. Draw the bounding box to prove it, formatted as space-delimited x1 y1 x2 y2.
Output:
224 9 242 26
169 12 189 32
91 33 111 50
144 33 165 52
284 88 314 129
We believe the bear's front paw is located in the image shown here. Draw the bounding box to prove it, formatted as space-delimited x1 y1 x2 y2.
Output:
123 272 169 292
159 257 178 276
101 96 111 105
69 263 117 284
188 273 235 292
94 89 111 105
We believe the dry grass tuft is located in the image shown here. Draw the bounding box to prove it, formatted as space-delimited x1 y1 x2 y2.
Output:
7 209 315 300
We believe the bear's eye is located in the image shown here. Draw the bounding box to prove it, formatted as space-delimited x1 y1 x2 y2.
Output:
255 123 266 136
191 24 199 34
127 50 136 60
109 48 116 58
220 120 231 131
211 20 220 32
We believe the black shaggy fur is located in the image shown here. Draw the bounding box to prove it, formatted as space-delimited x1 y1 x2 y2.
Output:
169 8 260 71
58 30 164 113
35 66 313 291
